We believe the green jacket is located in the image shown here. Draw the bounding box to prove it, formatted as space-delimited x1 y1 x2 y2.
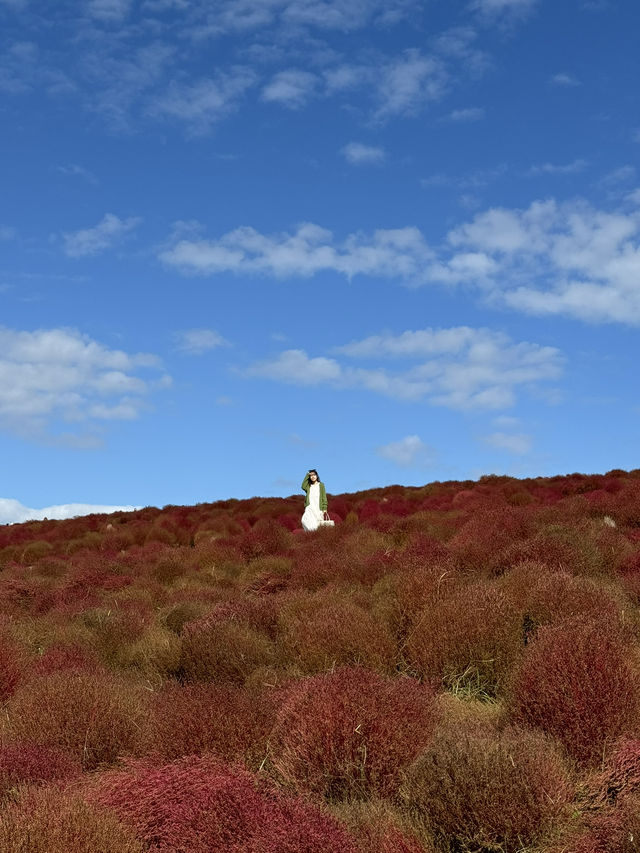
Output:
301 473 328 512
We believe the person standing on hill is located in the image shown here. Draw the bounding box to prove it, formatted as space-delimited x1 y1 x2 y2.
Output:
301 469 330 531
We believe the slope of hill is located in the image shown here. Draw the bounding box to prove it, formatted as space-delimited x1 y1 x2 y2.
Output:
1 470 639 851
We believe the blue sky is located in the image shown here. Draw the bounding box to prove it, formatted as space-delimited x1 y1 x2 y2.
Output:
1 0 639 522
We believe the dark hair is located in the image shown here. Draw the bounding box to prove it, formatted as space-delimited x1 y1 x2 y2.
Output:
308 469 320 480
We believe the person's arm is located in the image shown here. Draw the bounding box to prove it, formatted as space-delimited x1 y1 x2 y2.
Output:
301 472 311 493
320 483 328 512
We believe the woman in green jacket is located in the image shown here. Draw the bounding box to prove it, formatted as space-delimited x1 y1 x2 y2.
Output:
301 469 329 531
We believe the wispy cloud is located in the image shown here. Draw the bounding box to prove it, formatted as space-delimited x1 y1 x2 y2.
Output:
528 158 588 175
0 225 17 241
150 69 257 133
86 0 132 22
482 431 532 454
470 0 538 20
261 69 318 108
160 221 436 282
444 106 485 122
245 326 563 410
62 213 141 258
57 163 99 185
376 435 437 467
375 49 448 119
0 497 140 525
341 142 385 165
550 72 580 87
0 326 170 442
173 328 230 355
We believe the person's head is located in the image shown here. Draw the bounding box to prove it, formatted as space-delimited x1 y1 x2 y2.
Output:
308 469 319 483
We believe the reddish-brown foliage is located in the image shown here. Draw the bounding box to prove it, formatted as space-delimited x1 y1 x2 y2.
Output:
236 794 360 853
179 610 276 684
508 618 640 765
5 669 147 770
277 589 396 674
406 581 522 694
87 755 263 852
142 682 277 767
0 632 26 702
0 786 146 853
0 742 82 799
402 723 572 849
269 667 439 800
499 564 637 640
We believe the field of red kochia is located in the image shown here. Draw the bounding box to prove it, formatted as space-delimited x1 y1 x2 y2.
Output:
1 469 640 851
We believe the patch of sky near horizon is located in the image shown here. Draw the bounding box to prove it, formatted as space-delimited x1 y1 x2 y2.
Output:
1 0 639 522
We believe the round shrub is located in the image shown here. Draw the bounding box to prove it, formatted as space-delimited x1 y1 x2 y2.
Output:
5 669 147 770
179 614 275 684
269 666 439 800
0 633 25 702
237 795 360 853
401 724 572 849
0 786 145 853
86 755 271 853
336 800 434 853
499 564 637 641
508 618 640 765
0 742 81 800
277 590 396 674
406 581 522 696
142 682 277 767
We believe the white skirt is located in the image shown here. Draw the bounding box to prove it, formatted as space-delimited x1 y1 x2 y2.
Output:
301 504 324 531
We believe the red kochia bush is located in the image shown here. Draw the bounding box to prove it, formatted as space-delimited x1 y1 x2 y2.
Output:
277 590 396 674
87 756 264 852
87 754 357 853
179 612 275 684
0 632 25 701
236 795 360 853
0 786 146 853
269 667 439 800
406 581 521 695
0 743 81 799
5 669 147 770
401 724 572 849
508 618 640 765
143 682 277 767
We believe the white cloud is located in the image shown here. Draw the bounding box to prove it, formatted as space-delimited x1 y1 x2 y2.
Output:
341 142 385 165
471 0 537 18
0 498 140 526
150 69 256 133
482 431 532 454
57 163 99 184
87 0 132 21
163 194 640 327
0 225 17 240
528 158 588 175
245 327 563 410
62 213 141 258
445 106 485 122
375 49 448 118
599 165 636 187
173 328 230 354
0 326 169 440
160 222 435 283
376 435 437 467
550 72 580 87
262 69 318 108
447 196 640 324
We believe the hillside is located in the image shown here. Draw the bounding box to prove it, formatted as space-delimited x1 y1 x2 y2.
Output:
1 470 640 852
